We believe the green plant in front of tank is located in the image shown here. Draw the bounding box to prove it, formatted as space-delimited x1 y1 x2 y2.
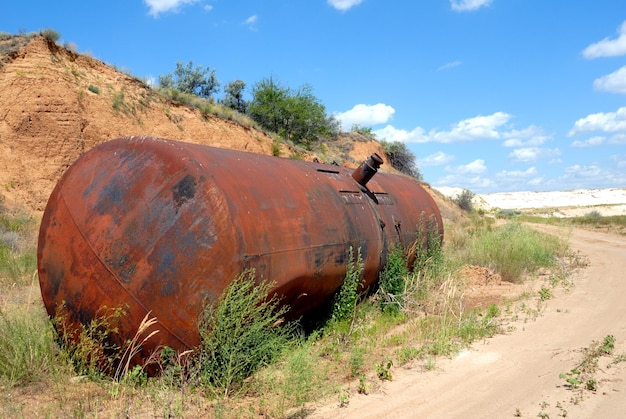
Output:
193 269 294 397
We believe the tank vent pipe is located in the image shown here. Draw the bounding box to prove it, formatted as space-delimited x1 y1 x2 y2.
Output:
352 153 384 187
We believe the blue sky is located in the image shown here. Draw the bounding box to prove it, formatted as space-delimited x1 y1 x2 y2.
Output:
2 0 625 193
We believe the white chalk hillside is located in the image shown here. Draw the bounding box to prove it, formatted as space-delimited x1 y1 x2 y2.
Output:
434 187 626 217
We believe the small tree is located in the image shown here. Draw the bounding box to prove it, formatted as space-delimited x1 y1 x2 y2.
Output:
454 189 475 212
380 140 423 181
158 61 220 100
248 77 338 147
221 80 247 113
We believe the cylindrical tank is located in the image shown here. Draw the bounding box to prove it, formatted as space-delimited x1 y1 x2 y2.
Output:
37 136 442 366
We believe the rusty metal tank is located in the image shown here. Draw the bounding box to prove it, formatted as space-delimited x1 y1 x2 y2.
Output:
37 136 442 364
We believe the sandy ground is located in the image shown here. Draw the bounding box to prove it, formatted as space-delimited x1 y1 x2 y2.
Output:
311 225 626 418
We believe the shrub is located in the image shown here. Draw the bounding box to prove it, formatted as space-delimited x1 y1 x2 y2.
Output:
88 85 100 94
378 245 409 313
330 247 364 323
194 270 293 397
379 140 423 180
40 28 60 43
454 189 475 212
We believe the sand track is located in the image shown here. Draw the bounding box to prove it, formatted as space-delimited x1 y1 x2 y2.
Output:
312 225 626 418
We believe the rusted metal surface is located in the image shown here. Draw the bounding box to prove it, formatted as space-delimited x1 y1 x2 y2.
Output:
37 136 442 366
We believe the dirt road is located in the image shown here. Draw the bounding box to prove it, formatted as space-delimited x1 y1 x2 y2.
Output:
312 226 626 418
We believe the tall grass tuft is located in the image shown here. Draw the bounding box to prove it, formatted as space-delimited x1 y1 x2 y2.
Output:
457 220 566 282
0 209 37 286
194 269 294 397
0 308 61 387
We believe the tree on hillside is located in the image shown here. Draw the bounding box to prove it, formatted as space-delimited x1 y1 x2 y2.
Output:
380 140 423 181
247 77 339 147
221 80 247 113
158 61 220 100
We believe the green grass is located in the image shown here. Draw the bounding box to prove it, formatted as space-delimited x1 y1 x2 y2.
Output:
0 208 37 285
452 220 567 282
0 307 63 387
0 202 577 416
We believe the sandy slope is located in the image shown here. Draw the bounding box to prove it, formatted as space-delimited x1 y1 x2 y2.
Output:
311 225 626 418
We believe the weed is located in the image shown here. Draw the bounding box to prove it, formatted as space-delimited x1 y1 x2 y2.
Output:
113 312 159 383
538 286 553 301
378 245 409 313
559 335 617 396
338 388 350 407
88 85 99 94
271 139 281 156
194 269 293 397
349 345 365 377
357 374 370 394
54 304 126 378
376 357 393 381
0 308 61 387
331 247 364 324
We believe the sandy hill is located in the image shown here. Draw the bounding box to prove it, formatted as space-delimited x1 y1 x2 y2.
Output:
2 34 446 216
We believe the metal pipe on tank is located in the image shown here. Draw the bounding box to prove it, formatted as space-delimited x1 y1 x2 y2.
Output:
37 136 443 369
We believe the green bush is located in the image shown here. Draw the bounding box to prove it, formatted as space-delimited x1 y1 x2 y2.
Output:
40 28 60 43
194 270 293 397
378 245 409 313
379 140 423 180
454 189 475 212
331 247 364 323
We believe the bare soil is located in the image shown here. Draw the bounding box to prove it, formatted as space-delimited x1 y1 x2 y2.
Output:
0 35 404 215
311 225 626 418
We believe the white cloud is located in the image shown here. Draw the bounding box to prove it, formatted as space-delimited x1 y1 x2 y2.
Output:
497 167 538 178
243 15 258 29
568 106 626 136
448 159 487 175
437 60 462 71
431 112 511 143
335 104 395 131
144 0 201 17
593 66 626 94
609 133 626 144
582 21 626 59
571 136 605 148
450 0 493 12
372 111 513 144
437 173 495 191
508 147 560 163
436 160 491 191
327 0 364 11
502 125 552 147
418 152 454 167
374 125 428 143
564 164 603 178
